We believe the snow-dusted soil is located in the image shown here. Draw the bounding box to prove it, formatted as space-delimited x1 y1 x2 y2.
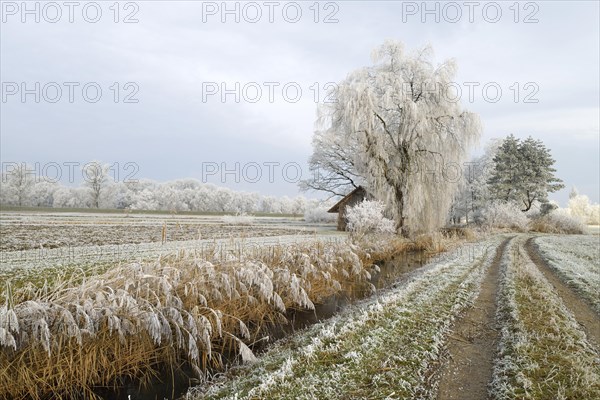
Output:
0 212 328 252
533 235 600 314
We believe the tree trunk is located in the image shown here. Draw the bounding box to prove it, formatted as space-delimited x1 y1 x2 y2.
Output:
394 185 409 237
522 191 533 212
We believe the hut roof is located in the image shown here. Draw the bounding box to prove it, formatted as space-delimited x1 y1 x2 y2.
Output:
327 186 366 213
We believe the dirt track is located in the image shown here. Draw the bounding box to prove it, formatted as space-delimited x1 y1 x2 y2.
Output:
437 234 600 400
436 237 512 400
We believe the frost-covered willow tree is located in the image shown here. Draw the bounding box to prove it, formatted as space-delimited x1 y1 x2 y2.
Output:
309 41 481 234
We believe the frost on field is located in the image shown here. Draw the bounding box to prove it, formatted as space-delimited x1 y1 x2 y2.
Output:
534 235 600 314
0 214 304 252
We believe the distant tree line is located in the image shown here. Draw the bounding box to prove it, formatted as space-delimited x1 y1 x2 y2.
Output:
0 162 323 214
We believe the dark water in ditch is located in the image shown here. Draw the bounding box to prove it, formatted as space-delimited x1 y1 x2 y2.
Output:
91 251 428 400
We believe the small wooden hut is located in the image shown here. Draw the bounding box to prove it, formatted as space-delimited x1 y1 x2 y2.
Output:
327 186 370 231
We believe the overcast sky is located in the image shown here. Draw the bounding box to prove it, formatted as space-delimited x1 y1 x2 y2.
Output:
1 0 598 205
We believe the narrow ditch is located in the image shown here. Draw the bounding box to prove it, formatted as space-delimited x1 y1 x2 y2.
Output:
93 250 429 400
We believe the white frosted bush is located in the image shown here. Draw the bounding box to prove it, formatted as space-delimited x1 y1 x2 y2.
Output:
567 194 600 225
480 202 529 231
345 200 396 236
531 210 586 234
546 210 586 233
222 213 254 225
589 204 600 225
304 207 336 223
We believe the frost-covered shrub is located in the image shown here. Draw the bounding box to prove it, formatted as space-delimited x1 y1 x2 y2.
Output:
222 212 254 225
589 204 600 225
480 202 529 231
568 194 600 225
304 207 336 223
530 210 585 234
549 210 586 233
345 200 396 236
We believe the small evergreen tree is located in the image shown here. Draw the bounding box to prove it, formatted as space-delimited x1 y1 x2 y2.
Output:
487 135 522 204
488 135 564 211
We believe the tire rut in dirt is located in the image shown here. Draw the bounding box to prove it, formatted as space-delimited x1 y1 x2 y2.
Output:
436 236 513 400
525 237 600 347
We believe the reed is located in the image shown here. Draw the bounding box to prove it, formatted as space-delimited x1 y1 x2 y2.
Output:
1 237 401 399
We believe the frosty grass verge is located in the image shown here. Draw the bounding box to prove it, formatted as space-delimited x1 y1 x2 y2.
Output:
185 236 507 399
533 235 600 314
491 235 600 399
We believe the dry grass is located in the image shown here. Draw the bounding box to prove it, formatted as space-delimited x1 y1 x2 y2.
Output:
354 230 462 263
529 215 586 234
440 226 477 241
0 238 396 399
